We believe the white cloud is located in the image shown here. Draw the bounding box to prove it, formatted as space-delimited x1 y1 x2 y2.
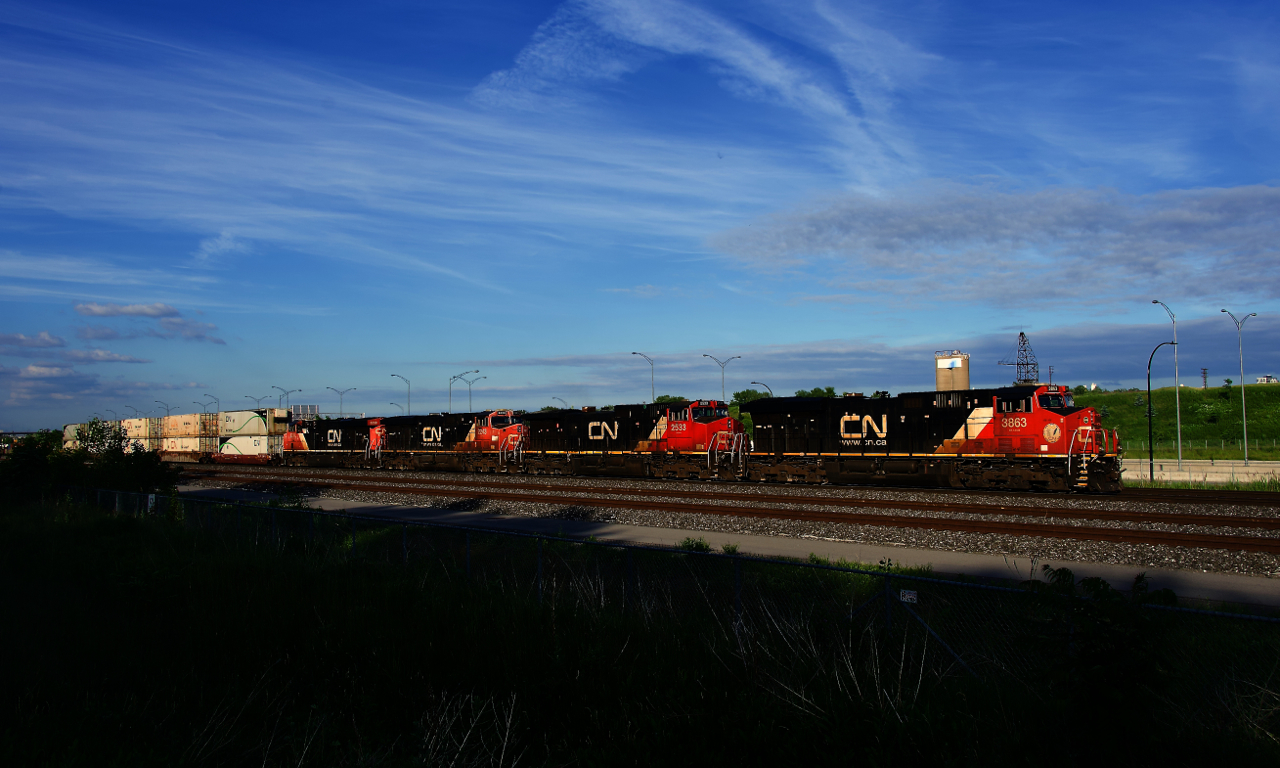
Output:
61 349 151 364
75 302 181 317
710 182 1280 307
0 331 65 348
194 231 248 262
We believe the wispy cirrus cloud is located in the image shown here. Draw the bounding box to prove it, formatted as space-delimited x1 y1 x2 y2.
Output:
471 0 910 183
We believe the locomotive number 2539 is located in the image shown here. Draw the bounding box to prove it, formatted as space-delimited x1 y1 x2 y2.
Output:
1000 417 1028 428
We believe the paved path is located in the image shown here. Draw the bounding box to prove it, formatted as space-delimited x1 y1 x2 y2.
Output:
180 484 1280 609
1122 458 1280 483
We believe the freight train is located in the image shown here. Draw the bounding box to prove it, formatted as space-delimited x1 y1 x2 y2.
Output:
64 382 1122 492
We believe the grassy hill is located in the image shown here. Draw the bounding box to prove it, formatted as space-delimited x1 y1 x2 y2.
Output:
1076 383 1280 461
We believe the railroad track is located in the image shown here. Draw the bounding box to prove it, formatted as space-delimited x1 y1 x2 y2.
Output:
182 467 1280 554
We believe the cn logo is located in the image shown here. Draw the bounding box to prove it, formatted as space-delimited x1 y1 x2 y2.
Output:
421 426 443 443
588 421 619 440
840 414 889 439
327 429 341 444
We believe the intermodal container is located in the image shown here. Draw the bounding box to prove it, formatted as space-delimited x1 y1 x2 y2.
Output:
218 435 282 456
123 418 150 439
219 409 289 437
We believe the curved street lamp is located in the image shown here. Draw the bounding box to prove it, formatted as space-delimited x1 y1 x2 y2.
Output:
552 396 569 409
751 381 773 397
327 386 356 418
391 374 411 416
1223 309 1258 465
449 370 479 413
1147 340 1176 481
272 386 301 410
390 402 404 415
203 395 219 412
463 375 486 411
105 409 117 420
703 354 741 402
1152 300 1183 469
155 400 172 416
193 401 211 413
631 352 655 403
246 394 270 410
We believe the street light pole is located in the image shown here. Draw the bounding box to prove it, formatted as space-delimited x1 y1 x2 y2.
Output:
105 409 117 420
463 375 486 411
327 386 356 418
203 395 219 413
391 374 411 416
1147 341 1176 481
154 400 172 416
751 381 773 397
246 394 270 410
631 352 655 403
272 386 301 410
703 354 741 402
390 402 404 415
449 370 478 413
1152 300 1183 469
193 401 211 413
552 397 569 410
1222 309 1258 466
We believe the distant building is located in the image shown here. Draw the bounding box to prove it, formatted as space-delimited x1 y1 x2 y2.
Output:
1257 375 1279 384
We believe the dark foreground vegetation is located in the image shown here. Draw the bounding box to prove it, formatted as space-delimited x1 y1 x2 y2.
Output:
2 496 1278 767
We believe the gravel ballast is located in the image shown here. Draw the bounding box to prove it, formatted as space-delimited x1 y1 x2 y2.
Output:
181 465 1280 578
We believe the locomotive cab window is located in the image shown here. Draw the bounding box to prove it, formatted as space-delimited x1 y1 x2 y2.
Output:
691 406 728 422
1037 394 1074 410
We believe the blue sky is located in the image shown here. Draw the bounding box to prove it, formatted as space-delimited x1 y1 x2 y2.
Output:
2 0 1278 429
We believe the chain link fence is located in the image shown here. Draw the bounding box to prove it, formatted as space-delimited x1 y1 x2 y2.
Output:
60 486 1280 711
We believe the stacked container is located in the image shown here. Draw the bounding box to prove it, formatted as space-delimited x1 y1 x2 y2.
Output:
218 409 288 457
62 423 81 450
123 418 150 452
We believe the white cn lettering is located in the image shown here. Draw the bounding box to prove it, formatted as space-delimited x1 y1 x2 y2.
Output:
421 426 442 443
327 429 340 443
588 421 619 440
840 414 889 439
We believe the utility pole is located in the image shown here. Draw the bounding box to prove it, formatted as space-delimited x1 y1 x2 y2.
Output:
1201 368 1208 390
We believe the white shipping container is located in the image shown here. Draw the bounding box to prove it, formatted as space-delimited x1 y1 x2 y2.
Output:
123 418 150 439
219 409 289 437
219 435 282 455
162 437 202 452
161 414 204 437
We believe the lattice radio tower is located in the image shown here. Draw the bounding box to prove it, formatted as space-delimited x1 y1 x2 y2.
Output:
999 332 1040 385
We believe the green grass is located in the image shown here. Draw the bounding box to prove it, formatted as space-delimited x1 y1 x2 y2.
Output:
1121 476 1280 492
3 500 1277 766
1078 383 1280 461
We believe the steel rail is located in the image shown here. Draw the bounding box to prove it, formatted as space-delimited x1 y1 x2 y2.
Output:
181 466 1280 529
185 470 1280 553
